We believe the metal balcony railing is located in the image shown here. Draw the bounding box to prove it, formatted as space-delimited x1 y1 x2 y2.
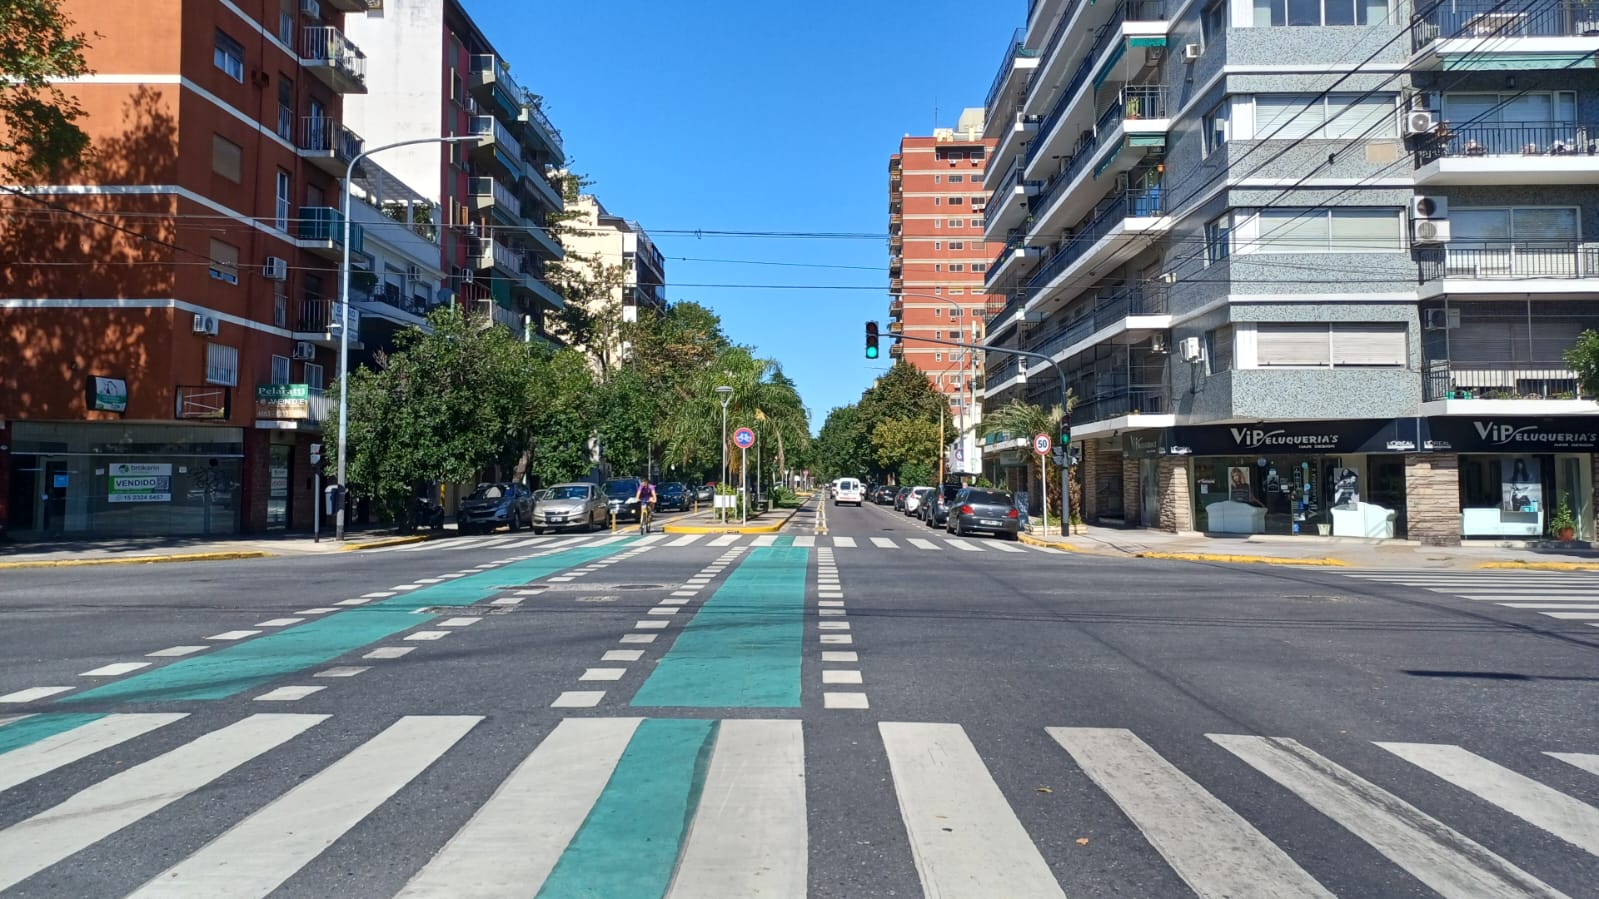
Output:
291 298 359 336
984 156 1024 231
299 116 362 159
985 28 1046 112
297 206 361 247
1032 128 1104 215
470 176 520 213
1412 0 1599 51
472 115 523 161
301 26 366 84
1027 188 1165 294
1032 286 1168 358
1415 121 1598 165
1423 359 1581 401
1074 386 1170 422
988 355 1024 385
1421 241 1599 281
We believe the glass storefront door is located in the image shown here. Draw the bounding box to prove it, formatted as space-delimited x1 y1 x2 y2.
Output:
1555 454 1594 540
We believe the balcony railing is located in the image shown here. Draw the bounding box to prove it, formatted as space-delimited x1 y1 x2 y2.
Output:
1415 121 1598 164
1074 386 1170 423
985 28 1045 112
988 355 1024 385
298 116 362 160
479 239 521 273
292 298 359 337
1032 127 1105 215
1032 286 1168 358
1094 84 1168 142
301 26 366 88
470 176 520 214
1027 188 1165 294
1421 241 1599 281
1424 359 1580 402
472 115 523 161
297 206 362 250
984 156 1024 231
1412 0 1599 51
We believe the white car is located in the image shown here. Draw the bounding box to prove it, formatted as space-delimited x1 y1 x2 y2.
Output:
834 478 864 506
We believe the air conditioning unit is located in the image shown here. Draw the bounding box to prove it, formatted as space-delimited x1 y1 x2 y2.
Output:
263 256 287 281
1182 43 1202 62
1423 308 1461 331
191 314 219 336
1411 195 1448 220
292 341 318 360
1149 334 1169 354
1178 336 1203 363
300 0 321 17
1413 218 1452 245
1404 109 1438 136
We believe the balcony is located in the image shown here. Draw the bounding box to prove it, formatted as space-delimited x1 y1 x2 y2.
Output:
1025 188 1166 311
889 254 902 275
523 165 564 212
890 277 904 294
1029 88 1168 243
985 230 1046 292
1412 0 1599 69
521 210 565 261
471 115 524 180
889 232 902 252
983 154 1039 239
300 26 366 94
986 28 1045 116
986 355 1027 396
1414 121 1599 185
518 99 565 160
888 320 904 335
1423 359 1584 403
291 298 362 348
1420 241 1599 296
989 109 1045 191
470 176 521 224
296 117 362 176
889 212 903 227
1032 285 1168 362
889 343 904 358
322 0 367 10
488 301 528 336
515 255 565 310
1074 386 1170 424
296 206 363 259
476 239 523 276
889 298 904 317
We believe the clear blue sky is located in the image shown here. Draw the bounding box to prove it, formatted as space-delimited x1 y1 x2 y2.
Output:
469 0 1019 432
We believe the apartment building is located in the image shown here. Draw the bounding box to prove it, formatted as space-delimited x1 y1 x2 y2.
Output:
888 110 1003 476
0 0 427 540
343 0 567 344
980 0 1599 544
560 194 668 369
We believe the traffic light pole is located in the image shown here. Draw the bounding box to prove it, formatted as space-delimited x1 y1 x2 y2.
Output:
880 329 1074 536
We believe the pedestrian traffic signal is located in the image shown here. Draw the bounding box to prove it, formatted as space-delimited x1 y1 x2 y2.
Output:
865 321 880 359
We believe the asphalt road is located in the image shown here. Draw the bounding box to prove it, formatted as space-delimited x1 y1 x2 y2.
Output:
1 496 1597 897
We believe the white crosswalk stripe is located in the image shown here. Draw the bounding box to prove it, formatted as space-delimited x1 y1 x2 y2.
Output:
4 714 1597 895
1344 571 1599 625
359 532 1057 555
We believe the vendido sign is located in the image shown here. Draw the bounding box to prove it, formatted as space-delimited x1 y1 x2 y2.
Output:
107 462 171 503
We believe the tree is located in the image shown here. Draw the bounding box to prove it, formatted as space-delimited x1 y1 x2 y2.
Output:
1563 329 1599 398
661 346 809 486
980 396 1079 524
869 416 940 479
520 348 596 487
0 0 94 181
815 404 872 481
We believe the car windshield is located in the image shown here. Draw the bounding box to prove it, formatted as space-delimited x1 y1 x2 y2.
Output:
966 490 1014 505
547 485 590 500
604 480 640 498
467 484 508 500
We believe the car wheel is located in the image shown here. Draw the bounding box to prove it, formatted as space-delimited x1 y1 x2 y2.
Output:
532 527 544 536
952 518 962 537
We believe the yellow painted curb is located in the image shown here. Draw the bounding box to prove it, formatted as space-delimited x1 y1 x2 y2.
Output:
1134 550 1349 567
663 509 797 535
1016 531 1096 553
1476 560 1599 571
0 551 274 570
343 534 430 551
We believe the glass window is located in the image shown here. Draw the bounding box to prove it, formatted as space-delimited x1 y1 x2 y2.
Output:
208 238 239 284
1202 0 1228 44
949 175 964 183
206 343 239 386
1253 0 1383 25
1202 102 1228 157
1205 325 1235 374
270 355 290 384
275 170 291 231
304 362 324 390
972 262 988 272
934 197 942 205
949 241 964 249
1205 214 1231 265
214 31 244 81
1256 323 1405 366
949 196 964 206
1255 208 1402 253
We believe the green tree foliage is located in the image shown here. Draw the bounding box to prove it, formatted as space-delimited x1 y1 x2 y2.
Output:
979 397 1080 523
1562 329 1599 398
815 405 872 481
0 0 94 180
661 346 809 486
520 348 597 486
815 361 949 483
869 416 941 480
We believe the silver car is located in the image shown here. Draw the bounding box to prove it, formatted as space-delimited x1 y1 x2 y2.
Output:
531 482 607 534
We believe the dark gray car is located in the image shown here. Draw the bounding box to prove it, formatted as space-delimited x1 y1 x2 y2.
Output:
531 482 606 534
946 487 1020 539
457 482 534 533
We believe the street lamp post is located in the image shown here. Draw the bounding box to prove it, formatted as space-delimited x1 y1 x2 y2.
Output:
715 385 733 521
336 134 483 540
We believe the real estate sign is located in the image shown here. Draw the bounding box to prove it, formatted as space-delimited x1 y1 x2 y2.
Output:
256 384 311 420
107 462 172 503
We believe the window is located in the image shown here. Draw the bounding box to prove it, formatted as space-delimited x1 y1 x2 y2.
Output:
935 307 943 316
304 362 324 391
935 264 942 272
1252 208 1403 253
275 170 291 231
972 262 988 272
934 175 941 184
934 197 942 206
949 219 964 228
949 175 964 183
970 218 982 228
208 238 239 284
1202 103 1228 157
1205 214 1231 265
1252 0 1387 26
1205 326 1235 374
1256 323 1405 367
1202 0 1228 44
934 241 942 250
1253 93 1396 139
206 343 240 386
934 220 941 229
949 241 964 250
950 350 964 361
277 7 295 45
1452 206 1579 243
935 353 943 362
214 31 244 81
273 284 287 328
212 135 242 181
949 197 964 206
950 288 966 295
271 354 291 385
950 307 962 317
949 263 965 272
277 75 294 140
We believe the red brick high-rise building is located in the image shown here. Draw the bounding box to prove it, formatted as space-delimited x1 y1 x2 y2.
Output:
887 109 1001 474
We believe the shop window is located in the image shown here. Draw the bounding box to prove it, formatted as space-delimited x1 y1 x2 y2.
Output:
212 135 242 182
207 343 239 386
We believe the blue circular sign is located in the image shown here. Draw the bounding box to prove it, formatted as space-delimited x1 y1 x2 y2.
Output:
734 427 756 448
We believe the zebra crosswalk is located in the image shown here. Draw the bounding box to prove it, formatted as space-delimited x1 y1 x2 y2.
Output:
1344 570 1599 628
368 531 1040 555
2 711 1593 896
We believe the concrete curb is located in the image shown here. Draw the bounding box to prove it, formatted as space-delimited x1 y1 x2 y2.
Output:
1016 532 1104 554
342 534 430 551
1475 560 1599 572
0 550 274 570
664 507 798 535
1132 550 1350 567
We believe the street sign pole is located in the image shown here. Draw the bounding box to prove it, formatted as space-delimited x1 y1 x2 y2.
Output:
740 445 747 525
1033 433 1052 538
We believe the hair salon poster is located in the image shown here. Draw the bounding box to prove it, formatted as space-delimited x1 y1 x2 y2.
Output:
1502 457 1541 513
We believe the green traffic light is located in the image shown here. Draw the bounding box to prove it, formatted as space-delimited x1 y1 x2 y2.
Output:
866 346 879 359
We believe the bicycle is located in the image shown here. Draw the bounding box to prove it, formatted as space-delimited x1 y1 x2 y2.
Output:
638 502 653 536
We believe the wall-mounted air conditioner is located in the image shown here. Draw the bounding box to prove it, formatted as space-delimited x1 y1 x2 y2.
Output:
292 341 317 360
1182 43 1201 62
263 256 287 281
1424 308 1461 331
192 314 220 336
1404 109 1438 136
1412 218 1451 245
1178 336 1203 363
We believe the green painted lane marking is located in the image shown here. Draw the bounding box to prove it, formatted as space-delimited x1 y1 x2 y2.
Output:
62 542 632 704
537 718 717 899
0 713 104 756
772 535 794 547
631 546 807 708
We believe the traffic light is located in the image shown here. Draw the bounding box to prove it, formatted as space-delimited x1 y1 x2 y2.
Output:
865 321 880 359
1059 410 1072 447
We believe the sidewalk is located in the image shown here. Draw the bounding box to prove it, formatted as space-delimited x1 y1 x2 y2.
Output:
1019 523 1599 570
661 503 802 535
0 526 429 569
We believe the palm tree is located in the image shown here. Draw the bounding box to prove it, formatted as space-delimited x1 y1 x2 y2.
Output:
977 395 1078 526
661 347 809 486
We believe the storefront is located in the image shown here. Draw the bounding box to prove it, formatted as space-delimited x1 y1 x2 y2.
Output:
3 422 244 540
1426 417 1596 541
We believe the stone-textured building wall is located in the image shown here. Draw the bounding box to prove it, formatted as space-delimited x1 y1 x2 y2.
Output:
1122 456 1141 527
1157 456 1193 533
1406 453 1461 546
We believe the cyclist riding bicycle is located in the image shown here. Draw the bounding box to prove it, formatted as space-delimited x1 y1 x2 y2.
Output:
636 480 657 534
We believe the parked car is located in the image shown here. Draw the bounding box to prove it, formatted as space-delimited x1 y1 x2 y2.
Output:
603 477 644 522
946 488 1021 539
694 483 715 504
893 486 913 511
457 482 535 533
923 484 961 527
530 482 607 534
904 486 932 516
657 481 691 512
415 494 445 531
875 485 897 504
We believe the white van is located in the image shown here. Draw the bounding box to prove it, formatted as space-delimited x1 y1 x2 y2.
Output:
834 478 864 506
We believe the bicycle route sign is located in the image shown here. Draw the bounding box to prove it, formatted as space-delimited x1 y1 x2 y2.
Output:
733 427 756 449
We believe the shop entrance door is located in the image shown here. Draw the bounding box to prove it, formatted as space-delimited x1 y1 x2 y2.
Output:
1139 459 1158 528
1555 454 1594 540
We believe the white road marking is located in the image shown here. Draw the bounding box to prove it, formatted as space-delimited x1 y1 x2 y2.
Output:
254 686 324 701
549 576 576 583
363 591 397 598
648 608 678 616
147 645 208 658
1211 734 1561 899
819 609 846 617
870 537 897 549
1496 603 1599 610
603 650 644 662
335 598 371 606
206 630 261 641
908 538 938 550
79 662 151 677
255 618 304 628
314 667 370 678
668 720 808 899
672 590 700 597
580 668 627 682
635 620 670 629
620 634 658 644
392 584 423 591
832 536 857 547
669 534 704 546
822 651 858 662
131 716 479 898
399 718 641 897
1051 727 1332 898
1536 610 1599 619
296 607 339 615
439 617 481 627
549 691 606 709
1548 752 1599 778
751 535 778 547
820 634 853 645
793 536 816 547
818 622 850 630
0 713 186 794
1378 741 1599 856
490 597 524 606
824 693 870 709
710 534 741 546
944 538 986 552
822 670 862 684
1458 594 1599 602
818 592 844 599
0 714 326 893
404 631 450 641
987 541 1027 552
363 647 414 659
660 598 691 606
880 722 1062 898
819 600 845 607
